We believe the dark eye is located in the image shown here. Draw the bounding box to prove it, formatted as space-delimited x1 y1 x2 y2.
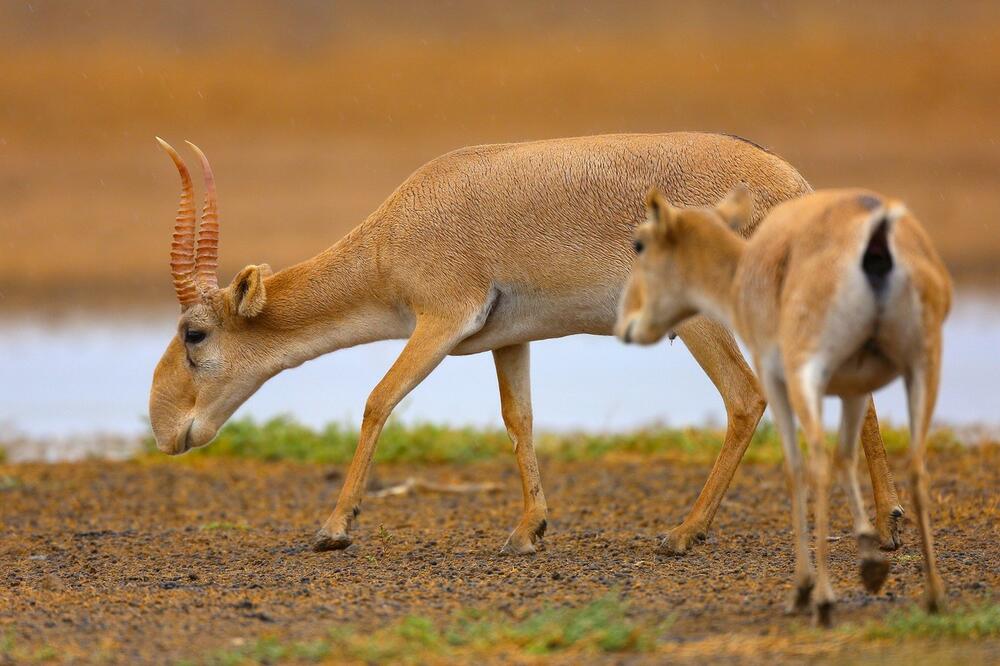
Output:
184 329 207 345
632 239 644 254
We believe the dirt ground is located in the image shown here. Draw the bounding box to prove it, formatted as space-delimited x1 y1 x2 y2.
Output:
1 447 997 663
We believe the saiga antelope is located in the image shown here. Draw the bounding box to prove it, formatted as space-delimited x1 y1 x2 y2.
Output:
148 133 904 555
616 186 951 623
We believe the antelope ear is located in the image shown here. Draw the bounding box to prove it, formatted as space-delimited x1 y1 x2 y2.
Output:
227 264 268 318
645 188 679 237
715 184 753 233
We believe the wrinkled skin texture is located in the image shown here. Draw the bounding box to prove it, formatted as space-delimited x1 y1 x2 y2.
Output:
616 188 951 623
150 132 902 555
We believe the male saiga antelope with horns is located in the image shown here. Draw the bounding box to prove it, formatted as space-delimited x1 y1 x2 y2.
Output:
150 133 905 555
616 186 951 623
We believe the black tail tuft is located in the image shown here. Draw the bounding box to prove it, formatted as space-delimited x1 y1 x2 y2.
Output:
862 218 893 293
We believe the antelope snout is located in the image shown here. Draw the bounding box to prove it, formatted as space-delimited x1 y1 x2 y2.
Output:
154 416 222 455
152 417 194 455
615 312 671 346
615 317 637 344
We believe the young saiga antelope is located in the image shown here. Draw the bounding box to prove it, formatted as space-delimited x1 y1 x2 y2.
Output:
148 133 903 556
616 187 951 624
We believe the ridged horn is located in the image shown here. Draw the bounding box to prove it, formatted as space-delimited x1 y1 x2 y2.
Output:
185 141 220 293
155 137 199 307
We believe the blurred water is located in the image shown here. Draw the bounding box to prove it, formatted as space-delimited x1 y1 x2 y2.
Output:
1 294 998 450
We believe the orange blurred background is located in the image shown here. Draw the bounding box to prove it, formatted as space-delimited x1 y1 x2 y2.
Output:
2 1 999 311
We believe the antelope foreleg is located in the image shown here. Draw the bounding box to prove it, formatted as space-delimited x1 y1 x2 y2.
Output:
313 314 471 551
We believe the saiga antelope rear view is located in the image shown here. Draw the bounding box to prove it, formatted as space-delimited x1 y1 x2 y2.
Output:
617 187 952 623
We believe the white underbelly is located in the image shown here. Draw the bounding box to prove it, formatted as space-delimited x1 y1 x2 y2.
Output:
450 286 620 355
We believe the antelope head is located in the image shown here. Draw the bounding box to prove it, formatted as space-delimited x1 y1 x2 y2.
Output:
149 139 276 454
615 185 752 345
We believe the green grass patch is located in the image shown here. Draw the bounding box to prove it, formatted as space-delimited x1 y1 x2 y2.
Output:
199 595 666 664
142 414 962 466
0 630 61 664
193 637 330 666
860 603 1000 641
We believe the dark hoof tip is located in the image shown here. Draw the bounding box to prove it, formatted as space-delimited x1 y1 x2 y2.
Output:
814 601 834 628
657 527 706 556
925 597 945 615
313 530 351 552
656 540 687 556
861 557 890 593
785 583 814 615
499 540 537 556
880 538 902 552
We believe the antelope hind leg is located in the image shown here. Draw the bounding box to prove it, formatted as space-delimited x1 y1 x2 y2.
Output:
837 395 889 594
905 332 946 613
494 343 548 555
659 317 766 554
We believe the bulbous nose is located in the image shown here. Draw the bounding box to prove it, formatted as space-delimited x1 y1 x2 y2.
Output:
622 320 636 344
149 405 193 455
149 338 197 454
614 316 636 344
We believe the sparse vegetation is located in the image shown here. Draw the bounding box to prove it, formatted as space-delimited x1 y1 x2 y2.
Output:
142 415 962 466
0 630 61 664
375 524 395 545
187 601 1000 664
860 603 1000 641
200 595 663 664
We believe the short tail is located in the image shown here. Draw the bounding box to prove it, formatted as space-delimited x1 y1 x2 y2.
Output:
861 201 905 294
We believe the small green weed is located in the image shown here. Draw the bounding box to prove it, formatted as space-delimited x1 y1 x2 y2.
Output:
198 595 664 664
376 524 395 545
861 603 1000 640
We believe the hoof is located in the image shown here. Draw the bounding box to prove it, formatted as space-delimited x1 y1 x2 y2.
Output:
500 519 546 556
924 586 946 614
784 582 814 615
814 600 834 628
877 505 904 551
657 524 707 556
500 537 536 555
858 533 891 593
860 556 890 593
313 529 352 552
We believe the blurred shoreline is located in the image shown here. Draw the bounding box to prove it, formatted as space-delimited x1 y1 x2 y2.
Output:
2 292 999 451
